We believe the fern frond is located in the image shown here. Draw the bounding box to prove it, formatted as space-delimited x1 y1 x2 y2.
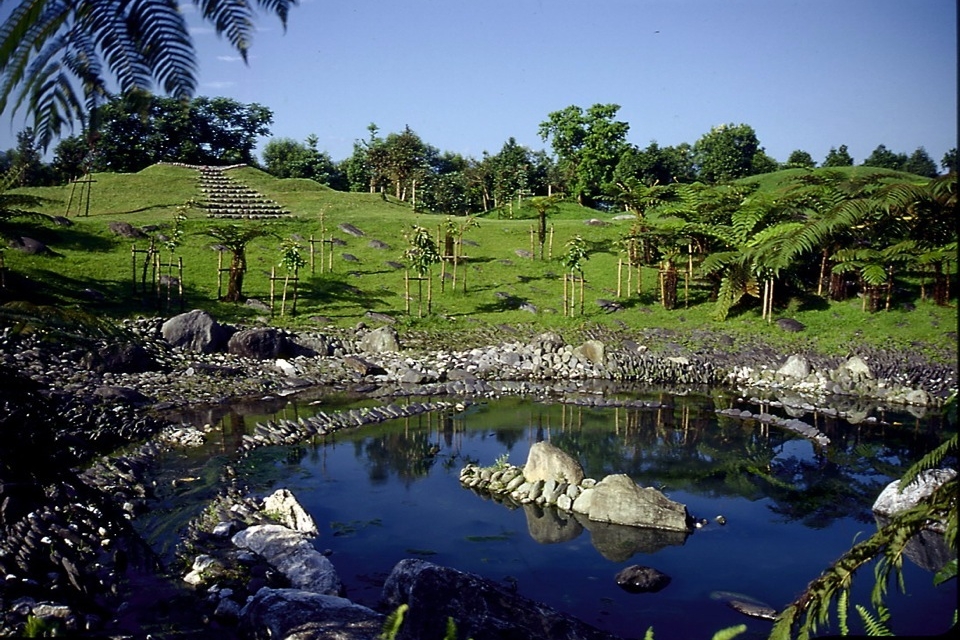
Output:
837 588 849 635
643 626 655 640
855 604 894 636
378 603 408 640
709 624 747 640
898 432 957 489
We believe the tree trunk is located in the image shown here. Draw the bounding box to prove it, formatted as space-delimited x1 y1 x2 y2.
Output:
660 263 678 310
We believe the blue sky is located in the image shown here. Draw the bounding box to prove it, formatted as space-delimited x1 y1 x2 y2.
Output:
2 0 957 167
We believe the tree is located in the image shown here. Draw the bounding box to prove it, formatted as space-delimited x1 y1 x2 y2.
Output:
10 128 50 186
202 224 274 302
785 150 816 169
92 93 272 172
941 148 957 174
823 145 854 167
538 103 630 207
903 147 939 178
692 123 761 183
750 148 780 175
0 0 297 150
52 135 92 183
862 144 907 171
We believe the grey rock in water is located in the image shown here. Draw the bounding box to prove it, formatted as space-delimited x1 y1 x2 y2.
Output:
239 588 383 640
381 559 621 640
587 474 691 532
232 524 342 595
162 309 229 354
523 442 585 486
614 564 671 593
872 468 956 531
262 489 318 536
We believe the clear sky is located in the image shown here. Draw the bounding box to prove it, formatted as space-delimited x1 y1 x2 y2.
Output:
2 0 957 167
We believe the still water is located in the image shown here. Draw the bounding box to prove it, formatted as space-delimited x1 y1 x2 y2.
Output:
157 390 956 639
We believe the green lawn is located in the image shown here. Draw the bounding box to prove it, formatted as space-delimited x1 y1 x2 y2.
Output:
2 164 956 362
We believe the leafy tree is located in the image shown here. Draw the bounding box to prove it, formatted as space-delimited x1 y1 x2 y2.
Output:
613 141 697 190
0 0 297 150
861 144 907 171
941 148 957 174
692 123 761 183
10 128 51 186
262 134 344 188
488 137 534 209
202 224 274 302
538 103 630 207
902 147 939 178
52 135 92 183
527 195 562 259
785 150 817 169
750 148 780 175
92 93 272 171
383 126 430 201
823 145 854 167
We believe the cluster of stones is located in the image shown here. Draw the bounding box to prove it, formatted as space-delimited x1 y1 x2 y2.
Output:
239 399 465 455
715 407 831 446
178 487 622 640
196 165 289 219
459 442 692 533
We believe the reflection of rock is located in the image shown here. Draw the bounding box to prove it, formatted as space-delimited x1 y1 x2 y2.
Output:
381 559 620 640
587 474 691 532
523 441 584 485
614 565 671 593
523 503 583 544
577 514 688 561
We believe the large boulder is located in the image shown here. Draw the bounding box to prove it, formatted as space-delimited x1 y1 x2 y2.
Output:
523 442 585 486
586 474 691 532
872 468 956 532
359 325 401 353
381 559 621 640
572 340 605 366
232 525 342 595
239 588 383 640
82 342 158 374
161 309 228 354
228 327 288 359
777 354 810 379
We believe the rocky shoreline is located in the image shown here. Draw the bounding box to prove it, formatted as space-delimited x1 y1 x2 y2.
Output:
0 309 956 638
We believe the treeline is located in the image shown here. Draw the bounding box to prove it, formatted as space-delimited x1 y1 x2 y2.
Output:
3 94 956 215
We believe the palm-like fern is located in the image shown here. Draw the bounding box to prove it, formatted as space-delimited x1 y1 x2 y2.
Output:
0 0 298 149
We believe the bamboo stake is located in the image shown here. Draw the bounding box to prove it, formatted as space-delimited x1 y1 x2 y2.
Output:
292 266 299 314
549 225 554 259
405 271 410 314
427 270 433 315
562 273 568 316
617 259 623 297
637 263 642 295
178 257 184 311
270 266 276 315
131 244 138 294
579 274 584 315
281 272 289 316
626 261 632 297
217 251 223 299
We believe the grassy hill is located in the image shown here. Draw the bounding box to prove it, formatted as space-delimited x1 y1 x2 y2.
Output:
1 164 956 361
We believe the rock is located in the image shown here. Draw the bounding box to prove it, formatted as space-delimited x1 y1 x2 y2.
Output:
232 525 342 595
107 221 145 238
239 588 383 640
359 325 401 353
262 489 318 536
777 354 810 379
872 468 956 533
838 355 873 379
82 342 158 374
586 474 691 532
365 311 396 324
162 309 229 354
614 565 671 593
580 517 688 562
726 599 778 621
381 559 621 640
523 442 585 486
92 386 153 405
368 239 391 250
343 356 384 377
776 317 805 332
573 340 605 367
338 222 365 237
8 237 50 255
245 298 272 313
228 328 287 360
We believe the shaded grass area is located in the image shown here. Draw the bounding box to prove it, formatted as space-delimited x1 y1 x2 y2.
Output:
1 164 956 365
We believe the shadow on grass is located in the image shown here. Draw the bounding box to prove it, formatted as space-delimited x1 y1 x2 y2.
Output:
1 219 118 253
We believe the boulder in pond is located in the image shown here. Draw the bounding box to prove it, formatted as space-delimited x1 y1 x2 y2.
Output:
262 489 318 536
586 474 691 532
872 468 956 533
573 340 605 366
523 441 585 486
239 588 383 640
162 309 228 354
777 354 810 379
614 565 671 593
381 559 621 640
232 524 342 595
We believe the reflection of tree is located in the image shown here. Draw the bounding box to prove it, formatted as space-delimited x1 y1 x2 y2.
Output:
358 432 437 486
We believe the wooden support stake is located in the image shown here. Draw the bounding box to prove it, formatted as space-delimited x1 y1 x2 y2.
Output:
617 259 623 298
404 271 411 314
579 275 585 316
270 266 276 315
549 225 554 259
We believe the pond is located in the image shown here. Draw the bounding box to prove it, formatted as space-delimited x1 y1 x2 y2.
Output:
147 388 956 639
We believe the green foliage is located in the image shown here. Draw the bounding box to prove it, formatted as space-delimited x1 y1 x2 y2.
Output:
403 224 441 277
855 604 893 636
379 604 409 640
694 123 761 183
278 238 306 273
23 614 60 637
563 234 589 273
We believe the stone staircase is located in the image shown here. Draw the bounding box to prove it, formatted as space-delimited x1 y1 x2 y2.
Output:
197 166 290 219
